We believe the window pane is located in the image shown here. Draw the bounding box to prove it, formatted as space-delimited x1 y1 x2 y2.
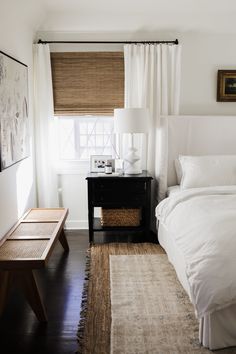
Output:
80 135 87 147
56 116 115 161
96 122 104 134
79 123 87 134
95 135 104 146
87 122 95 134
87 135 96 147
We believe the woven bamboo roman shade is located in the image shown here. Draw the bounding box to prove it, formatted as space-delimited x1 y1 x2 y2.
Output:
50 52 124 115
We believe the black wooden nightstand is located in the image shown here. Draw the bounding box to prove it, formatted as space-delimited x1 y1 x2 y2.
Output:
86 171 153 243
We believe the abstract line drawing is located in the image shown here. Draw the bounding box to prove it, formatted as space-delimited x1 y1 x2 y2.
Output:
0 51 29 171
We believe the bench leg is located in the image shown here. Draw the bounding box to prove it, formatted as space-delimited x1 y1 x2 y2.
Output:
0 270 47 322
15 270 48 323
0 271 11 315
59 229 69 252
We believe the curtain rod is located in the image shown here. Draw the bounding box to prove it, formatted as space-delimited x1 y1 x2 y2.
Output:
37 39 178 45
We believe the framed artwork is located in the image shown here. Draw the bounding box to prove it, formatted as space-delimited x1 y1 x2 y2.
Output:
217 70 236 102
90 155 112 172
0 51 29 171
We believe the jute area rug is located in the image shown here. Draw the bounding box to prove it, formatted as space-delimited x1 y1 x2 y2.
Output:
78 243 236 354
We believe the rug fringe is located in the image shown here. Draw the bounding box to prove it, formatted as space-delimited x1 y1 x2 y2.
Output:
77 247 91 354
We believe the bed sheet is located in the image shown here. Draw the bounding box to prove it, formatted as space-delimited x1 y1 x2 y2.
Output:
157 204 236 350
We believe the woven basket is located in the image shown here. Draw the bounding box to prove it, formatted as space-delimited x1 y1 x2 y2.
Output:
101 208 140 227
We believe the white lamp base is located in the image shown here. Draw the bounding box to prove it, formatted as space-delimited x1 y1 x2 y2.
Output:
124 146 142 175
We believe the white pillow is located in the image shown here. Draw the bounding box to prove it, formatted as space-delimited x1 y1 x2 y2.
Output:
179 155 236 189
174 158 182 184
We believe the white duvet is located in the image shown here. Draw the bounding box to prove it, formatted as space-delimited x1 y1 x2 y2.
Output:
156 186 236 319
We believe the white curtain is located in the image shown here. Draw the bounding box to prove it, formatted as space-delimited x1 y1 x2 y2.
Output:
33 44 59 207
124 44 181 224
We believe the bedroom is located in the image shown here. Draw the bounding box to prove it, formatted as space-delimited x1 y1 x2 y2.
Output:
1 0 236 353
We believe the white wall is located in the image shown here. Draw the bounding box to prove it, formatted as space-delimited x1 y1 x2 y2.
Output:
0 2 41 238
36 30 236 229
180 32 236 115
58 173 88 229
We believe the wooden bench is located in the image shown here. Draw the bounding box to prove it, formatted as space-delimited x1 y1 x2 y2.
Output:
0 208 69 322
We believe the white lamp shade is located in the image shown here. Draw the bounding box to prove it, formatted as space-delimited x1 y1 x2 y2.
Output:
114 108 150 133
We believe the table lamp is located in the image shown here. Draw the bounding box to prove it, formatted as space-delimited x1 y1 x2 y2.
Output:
114 108 150 174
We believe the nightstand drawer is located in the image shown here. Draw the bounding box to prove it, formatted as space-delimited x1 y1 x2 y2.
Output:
93 179 146 204
93 179 146 193
94 190 146 204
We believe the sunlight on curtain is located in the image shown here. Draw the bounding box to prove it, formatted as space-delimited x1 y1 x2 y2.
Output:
33 44 59 207
124 43 181 224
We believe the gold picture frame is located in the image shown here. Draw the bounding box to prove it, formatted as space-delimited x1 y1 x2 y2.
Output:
217 70 236 102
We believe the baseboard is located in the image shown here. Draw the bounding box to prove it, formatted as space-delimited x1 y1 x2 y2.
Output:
65 220 88 230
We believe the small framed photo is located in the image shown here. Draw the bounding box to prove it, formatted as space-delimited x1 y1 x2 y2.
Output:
90 155 112 172
217 70 236 102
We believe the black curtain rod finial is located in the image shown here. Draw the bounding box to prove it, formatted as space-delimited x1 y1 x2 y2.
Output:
38 39 47 45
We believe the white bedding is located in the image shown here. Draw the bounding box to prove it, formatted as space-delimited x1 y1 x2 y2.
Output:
167 185 181 196
156 186 236 319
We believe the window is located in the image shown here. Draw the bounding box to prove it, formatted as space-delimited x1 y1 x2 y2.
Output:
56 116 116 161
51 51 124 169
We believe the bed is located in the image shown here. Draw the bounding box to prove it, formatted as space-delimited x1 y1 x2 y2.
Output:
156 115 236 350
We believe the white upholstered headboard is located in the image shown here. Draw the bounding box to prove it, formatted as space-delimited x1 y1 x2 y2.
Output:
158 115 236 199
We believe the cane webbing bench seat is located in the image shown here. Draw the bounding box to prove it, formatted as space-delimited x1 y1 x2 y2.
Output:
0 208 69 322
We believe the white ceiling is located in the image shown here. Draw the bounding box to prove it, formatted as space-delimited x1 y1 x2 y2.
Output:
3 0 236 35
37 0 236 34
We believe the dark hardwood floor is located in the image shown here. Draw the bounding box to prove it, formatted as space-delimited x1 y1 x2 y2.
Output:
0 230 157 354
